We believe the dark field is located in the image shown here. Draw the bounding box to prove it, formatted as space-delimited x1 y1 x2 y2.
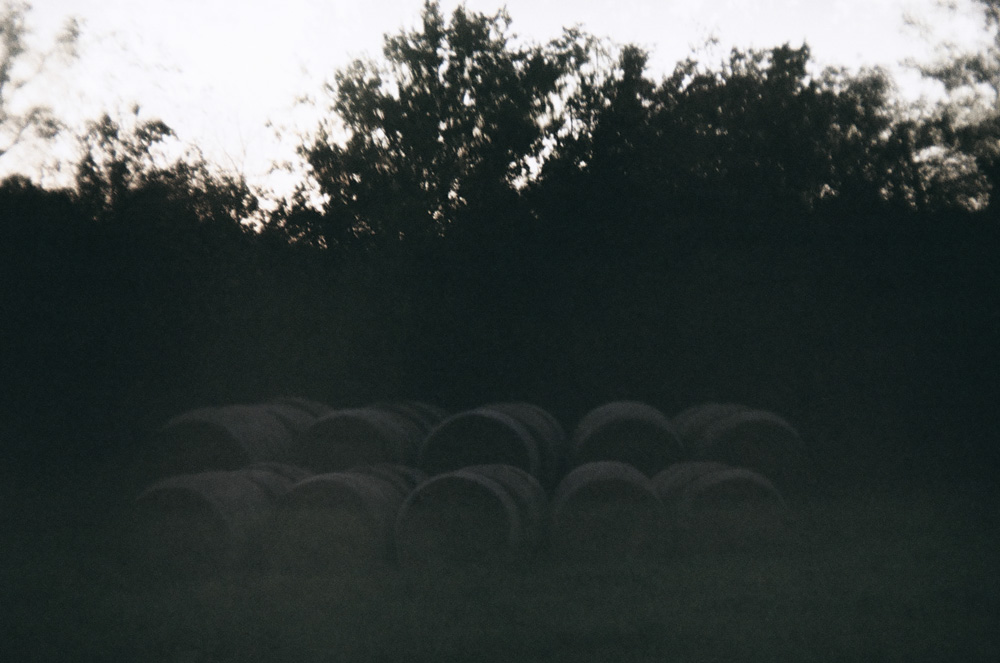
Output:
4 209 999 662
3 461 998 662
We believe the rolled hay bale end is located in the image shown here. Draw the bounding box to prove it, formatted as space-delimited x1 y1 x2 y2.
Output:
268 396 335 418
131 469 285 578
484 402 568 490
298 408 425 473
652 461 735 507
395 468 533 568
674 467 790 552
347 463 428 496
550 461 667 562
143 405 297 481
371 401 449 438
672 402 752 450
456 464 548 552
268 472 407 573
260 401 322 438
572 401 684 477
418 409 542 481
692 409 810 494
244 461 313 484
243 462 313 498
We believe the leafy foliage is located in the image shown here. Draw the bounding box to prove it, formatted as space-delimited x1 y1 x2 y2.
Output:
285 0 595 248
74 106 258 226
0 1 78 161
909 0 1000 210
536 44 927 223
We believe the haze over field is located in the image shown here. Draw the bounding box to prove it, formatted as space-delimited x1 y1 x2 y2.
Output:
8 0 992 192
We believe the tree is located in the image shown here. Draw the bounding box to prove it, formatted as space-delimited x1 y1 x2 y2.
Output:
909 0 1000 211
75 106 257 227
0 1 78 162
285 0 595 249
539 43 928 222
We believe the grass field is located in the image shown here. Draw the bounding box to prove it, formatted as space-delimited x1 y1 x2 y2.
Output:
4 469 997 663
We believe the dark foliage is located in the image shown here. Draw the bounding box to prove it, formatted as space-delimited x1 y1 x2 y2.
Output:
3 2 999 496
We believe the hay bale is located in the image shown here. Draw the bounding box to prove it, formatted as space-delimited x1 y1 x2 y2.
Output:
455 464 548 551
484 402 568 490
268 472 408 573
674 466 789 551
371 401 449 438
244 461 313 484
672 402 751 450
132 469 287 577
417 408 542 481
572 401 684 477
652 461 734 507
145 405 297 480
550 461 666 561
260 401 321 436
268 396 335 418
395 468 534 567
299 408 425 472
692 409 807 492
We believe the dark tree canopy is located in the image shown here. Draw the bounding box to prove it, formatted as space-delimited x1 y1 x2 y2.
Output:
535 44 928 225
75 106 257 227
286 0 595 248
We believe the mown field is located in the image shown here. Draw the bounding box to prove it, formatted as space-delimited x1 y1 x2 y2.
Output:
3 466 997 663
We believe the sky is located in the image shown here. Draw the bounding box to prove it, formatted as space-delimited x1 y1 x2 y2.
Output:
6 0 995 193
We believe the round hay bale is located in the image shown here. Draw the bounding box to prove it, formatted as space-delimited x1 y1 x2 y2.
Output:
484 402 568 490
417 408 542 481
371 401 449 437
132 469 284 577
268 396 335 417
299 408 425 472
550 461 666 561
456 464 548 551
347 463 428 496
652 461 735 507
672 402 751 449
244 461 313 484
692 409 807 492
675 466 789 551
395 470 529 567
269 472 407 573
572 401 684 477
145 405 297 480
259 401 321 437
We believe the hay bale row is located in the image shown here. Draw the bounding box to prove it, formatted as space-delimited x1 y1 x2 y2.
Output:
132 459 792 576
145 399 449 480
135 400 806 572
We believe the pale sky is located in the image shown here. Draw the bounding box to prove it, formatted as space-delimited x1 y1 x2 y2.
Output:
6 0 994 193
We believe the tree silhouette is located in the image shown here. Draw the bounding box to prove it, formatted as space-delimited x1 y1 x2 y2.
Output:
286 0 595 249
538 43 926 225
75 106 257 227
912 0 1000 211
0 1 78 162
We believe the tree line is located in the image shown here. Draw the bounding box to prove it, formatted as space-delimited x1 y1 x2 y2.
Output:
2 1 999 484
